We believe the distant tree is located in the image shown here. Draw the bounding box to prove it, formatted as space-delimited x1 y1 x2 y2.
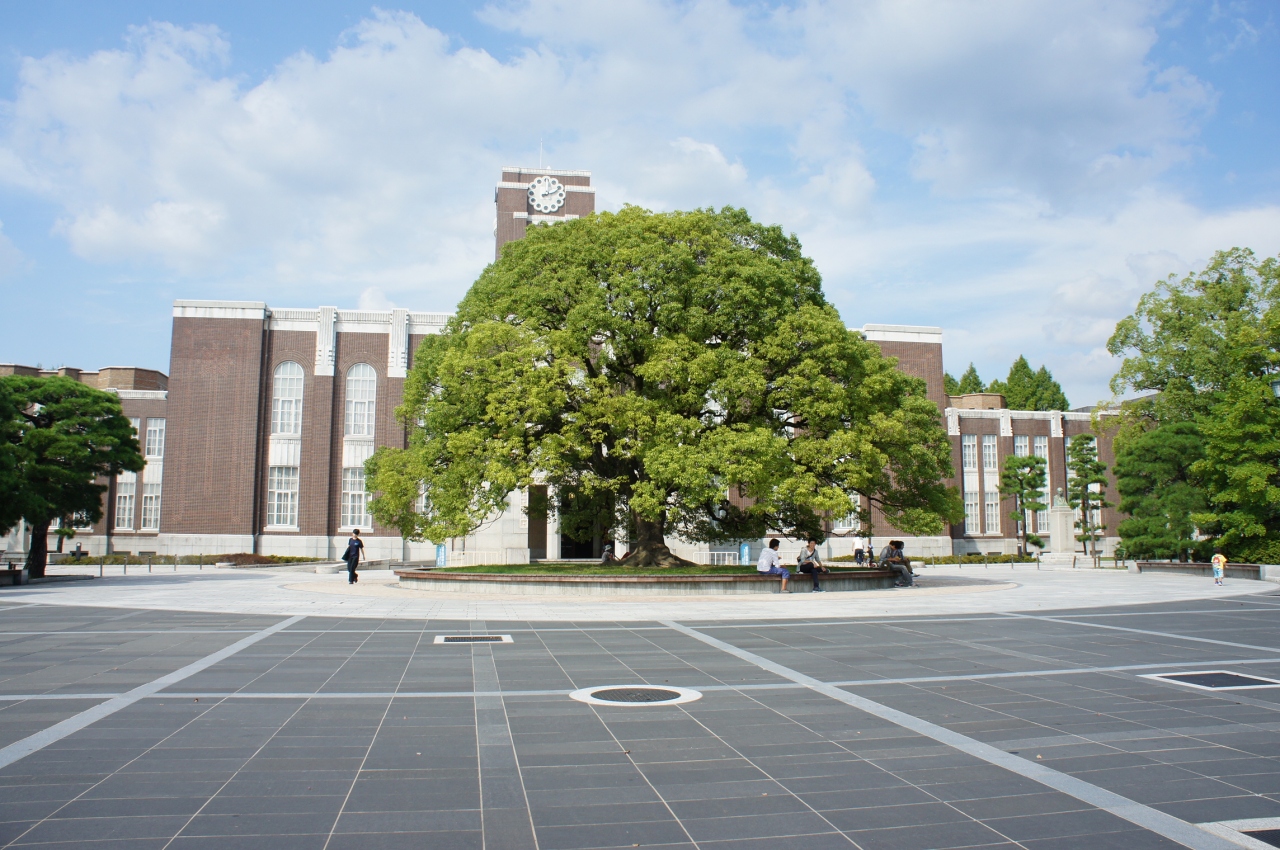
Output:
987 356 1070 411
0 381 23 535
1193 376 1280 556
2 377 144 577
1114 421 1206 561
943 372 960 396
998 455 1048 555
955 363 985 394
368 206 962 567
1108 248 1279 558
1067 434 1112 558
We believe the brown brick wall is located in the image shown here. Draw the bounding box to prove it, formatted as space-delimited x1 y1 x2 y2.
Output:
259 330 321 541
870 340 947 411
161 315 265 535
330 332 396 537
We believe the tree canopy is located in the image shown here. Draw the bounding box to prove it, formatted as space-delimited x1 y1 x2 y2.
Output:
944 358 1069 410
987 356 1070 411
368 205 961 566
1 376 144 576
1108 248 1279 558
1114 421 1206 561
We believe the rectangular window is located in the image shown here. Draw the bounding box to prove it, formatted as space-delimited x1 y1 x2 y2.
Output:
144 419 166 458
982 434 999 472
267 466 299 528
140 483 162 530
962 434 977 471
963 492 980 535
341 467 370 529
984 490 1001 534
1013 435 1029 457
1033 436 1050 528
115 474 135 530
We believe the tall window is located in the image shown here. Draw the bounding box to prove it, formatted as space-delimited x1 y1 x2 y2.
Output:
963 492 980 535
267 467 299 527
1033 436 1050 528
341 467 370 529
271 361 305 435
344 364 377 436
1013 435 1029 457
982 434 998 472
141 482 162 530
115 472 136 529
961 435 977 471
984 490 1000 534
145 418 166 458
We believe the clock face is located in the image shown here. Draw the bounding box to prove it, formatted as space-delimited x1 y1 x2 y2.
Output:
528 175 567 213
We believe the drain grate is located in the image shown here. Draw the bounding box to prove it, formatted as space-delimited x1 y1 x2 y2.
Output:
1245 829 1280 848
433 634 513 644
1145 671 1280 690
570 685 702 707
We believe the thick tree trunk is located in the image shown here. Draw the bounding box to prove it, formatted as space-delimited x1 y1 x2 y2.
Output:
619 514 694 568
25 519 50 578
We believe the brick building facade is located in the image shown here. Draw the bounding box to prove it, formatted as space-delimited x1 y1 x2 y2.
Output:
3 167 1122 564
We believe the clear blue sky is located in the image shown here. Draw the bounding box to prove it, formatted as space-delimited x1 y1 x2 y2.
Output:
1 0 1277 405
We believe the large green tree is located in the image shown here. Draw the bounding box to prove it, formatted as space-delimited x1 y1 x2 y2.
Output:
2 377 144 577
0 381 23 535
1108 248 1280 557
1067 434 1111 557
1114 421 1206 561
369 206 961 566
998 454 1047 555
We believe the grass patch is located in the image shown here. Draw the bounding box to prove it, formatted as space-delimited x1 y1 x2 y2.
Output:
435 562 883 576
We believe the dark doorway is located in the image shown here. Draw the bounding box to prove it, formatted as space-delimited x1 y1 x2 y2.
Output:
527 485 548 560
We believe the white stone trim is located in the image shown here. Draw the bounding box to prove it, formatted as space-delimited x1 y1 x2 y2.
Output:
342 440 375 467
860 324 943 344
172 300 267 320
999 410 1013 437
268 438 301 467
500 166 592 177
111 390 168 400
388 308 410 378
315 306 336 376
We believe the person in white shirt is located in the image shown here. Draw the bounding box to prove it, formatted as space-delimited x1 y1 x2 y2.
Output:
756 538 790 593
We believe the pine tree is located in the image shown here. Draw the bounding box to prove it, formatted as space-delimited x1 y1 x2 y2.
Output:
999 455 1048 555
988 356 1069 410
943 372 960 396
1115 421 1206 561
1067 434 1112 558
955 364 984 394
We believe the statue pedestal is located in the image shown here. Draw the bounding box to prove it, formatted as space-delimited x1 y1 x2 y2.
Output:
1038 505 1081 569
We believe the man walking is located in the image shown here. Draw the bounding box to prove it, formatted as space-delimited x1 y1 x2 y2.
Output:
344 529 365 585
756 538 790 593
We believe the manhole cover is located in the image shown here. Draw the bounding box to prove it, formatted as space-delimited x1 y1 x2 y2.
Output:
1146 671 1280 690
569 685 702 707
433 635 513 644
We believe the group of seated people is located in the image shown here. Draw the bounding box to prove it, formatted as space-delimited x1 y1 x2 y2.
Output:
853 541 914 586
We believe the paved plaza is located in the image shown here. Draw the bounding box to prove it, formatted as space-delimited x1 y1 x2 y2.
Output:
0 570 1278 848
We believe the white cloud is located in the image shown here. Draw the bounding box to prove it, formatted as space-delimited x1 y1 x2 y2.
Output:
0 0 1275 407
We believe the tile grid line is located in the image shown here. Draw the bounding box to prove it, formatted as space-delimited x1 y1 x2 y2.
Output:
531 626 708 849
659 619 1243 850
321 621 428 850
5 651 1280 702
0 614 304 771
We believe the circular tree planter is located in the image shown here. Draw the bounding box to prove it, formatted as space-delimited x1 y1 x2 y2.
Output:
570 685 702 706
394 568 897 596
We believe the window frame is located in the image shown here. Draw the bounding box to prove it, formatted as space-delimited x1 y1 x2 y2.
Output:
266 466 300 529
271 361 306 436
343 363 378 437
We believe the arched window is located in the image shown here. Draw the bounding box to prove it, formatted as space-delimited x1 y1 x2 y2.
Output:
271 361 305 435
345 363 377 436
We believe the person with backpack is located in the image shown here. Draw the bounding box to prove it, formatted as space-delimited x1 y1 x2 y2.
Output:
343 529 365 585
797 539 830 592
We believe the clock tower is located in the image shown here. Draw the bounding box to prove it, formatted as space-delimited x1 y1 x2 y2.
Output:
494 167 595 259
